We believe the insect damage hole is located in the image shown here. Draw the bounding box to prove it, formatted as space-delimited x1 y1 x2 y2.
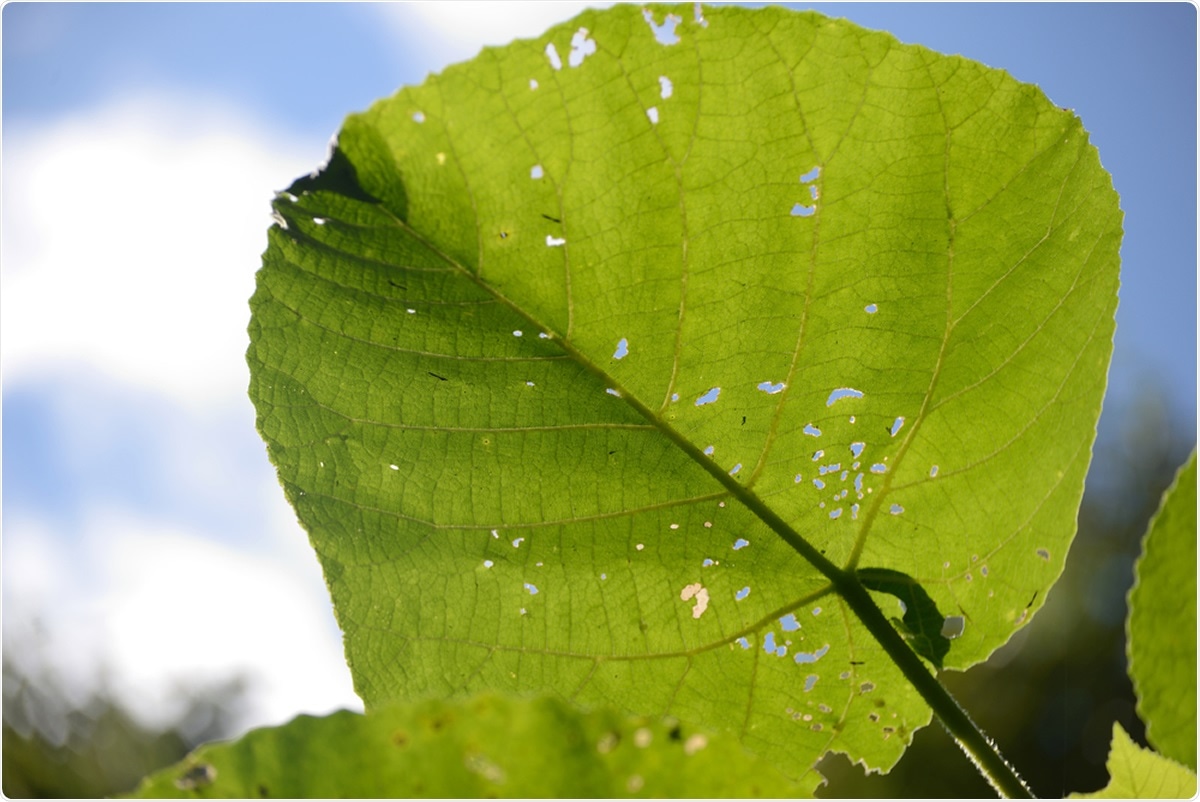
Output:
545 42 563 70
695 387 720 406
567 27 596 67
680 583 710 618
659 75 674 99
643 8 681 45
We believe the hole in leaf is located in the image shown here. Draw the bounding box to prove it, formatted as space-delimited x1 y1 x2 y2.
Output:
643 8 681 44
412 111 425 123
545 42 563 70
736 636 751 649
732 538 749 550
680 582 709 618
729 463 742 476
890 416 905 436
512 537 524 548
800 166 821 183
794 644 830 665
659 75 673 98
830 508 842 519
804 423 822 437
870 463 887 474
812 478 825 490
780 613 800 631
827 387 864 406
790 203 815 217
930 464 939 477
703 445 715 456
646 106 659 124
889 504 904 515
567 27 596 67
530 164 544 179
865 303 878 314
803 675 819 692
613 338 629 359
735 586 750 601
695 387 720 406
757 380 786 394
546 235 566 247
524 583 539 595
941 616 965 639
529 78 538 90
850 442 865 458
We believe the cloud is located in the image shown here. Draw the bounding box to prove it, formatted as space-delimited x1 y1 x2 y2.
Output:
374 2 610 69
2 93 320 410
4 500 361 735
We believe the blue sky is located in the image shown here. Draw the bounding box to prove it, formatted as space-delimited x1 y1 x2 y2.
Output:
3 2 1195 736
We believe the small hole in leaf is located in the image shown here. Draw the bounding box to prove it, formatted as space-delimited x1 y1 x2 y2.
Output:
389 464 399 471
812 478 825 490
512 537 524 548
757 380 786 394
790 203 815 217
659 75 674 98
529 78 538 90
800 166 820 183
732 538 749 550
545 42 563 70
646 106 659 124
827 387 864 406
605 388 620 397
870 463 887 474
412 111 425 123
812 450 825 461
513 330 523 337
643 8 681 45
735 586 751 601
829 508 842 519
729 463 742 476
941 616 965 639
313 217 327 226
736 636 751 649
524 583 538 595
930 464 939 477
889 504 904 515
780 613 800 631
530 164 544 179
865 303 878 314
703 445 715 456
890 417 905 436
850 442 865 458
803 674 819 692
613 338 629 359
567 27 596 67
546 235 566 247
804 423 822 437
695 387 720 406
483 560 493 568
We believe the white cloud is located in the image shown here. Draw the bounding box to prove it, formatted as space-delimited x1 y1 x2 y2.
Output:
375 2 610 68
4 500 361 736
2 94 319 410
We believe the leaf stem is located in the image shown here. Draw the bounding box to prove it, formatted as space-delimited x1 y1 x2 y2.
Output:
834 574 1034 798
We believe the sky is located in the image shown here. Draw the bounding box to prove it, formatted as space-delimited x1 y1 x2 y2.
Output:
3 2 1196 740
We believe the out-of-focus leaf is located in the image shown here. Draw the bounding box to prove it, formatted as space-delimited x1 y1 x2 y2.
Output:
1070 723 1196 799
127 693 805 798
1127 450 1196 770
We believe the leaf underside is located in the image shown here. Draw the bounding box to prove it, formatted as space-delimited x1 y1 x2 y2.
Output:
249 4 1121 786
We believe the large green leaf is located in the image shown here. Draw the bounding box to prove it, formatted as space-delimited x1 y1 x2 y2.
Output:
1128 450 1196 770
128 693 802 798
249 4 1120 785
1070 724 1196 799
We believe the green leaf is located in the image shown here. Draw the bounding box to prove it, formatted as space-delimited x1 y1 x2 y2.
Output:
1070 724 1196 799
127 693 805 798
1128 450 1197 770
248 3 1120 783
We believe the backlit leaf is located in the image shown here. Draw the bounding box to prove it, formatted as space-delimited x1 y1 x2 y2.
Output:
1070 723 1196 799
1128 450 1196 770
248 4 1121 784
127 693 804 798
